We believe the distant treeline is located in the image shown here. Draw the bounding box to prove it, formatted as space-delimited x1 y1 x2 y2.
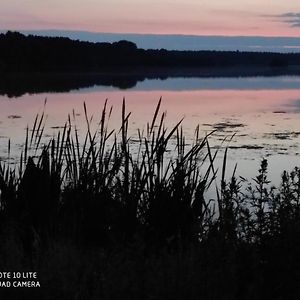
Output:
1 31 300 72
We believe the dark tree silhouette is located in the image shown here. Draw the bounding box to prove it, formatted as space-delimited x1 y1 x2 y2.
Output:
1 31 299 73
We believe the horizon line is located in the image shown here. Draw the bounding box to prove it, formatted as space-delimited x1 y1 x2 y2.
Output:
2 28 300 40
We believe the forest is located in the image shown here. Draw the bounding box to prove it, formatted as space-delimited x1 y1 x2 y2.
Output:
0 31 299 72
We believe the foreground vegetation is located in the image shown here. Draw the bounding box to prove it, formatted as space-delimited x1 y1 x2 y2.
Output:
1 100 300 299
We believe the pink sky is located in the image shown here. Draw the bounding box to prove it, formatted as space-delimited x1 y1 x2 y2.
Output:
1 0 300 36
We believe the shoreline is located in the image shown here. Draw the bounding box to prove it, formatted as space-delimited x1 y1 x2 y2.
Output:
2 66 300 97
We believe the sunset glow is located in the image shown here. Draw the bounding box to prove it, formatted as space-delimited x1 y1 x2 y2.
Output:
1 0 300 37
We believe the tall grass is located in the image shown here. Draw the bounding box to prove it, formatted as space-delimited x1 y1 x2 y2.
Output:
0 100 300 299
0 99 216 247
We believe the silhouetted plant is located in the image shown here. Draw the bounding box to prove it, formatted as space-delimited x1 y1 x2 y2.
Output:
1 100 300 299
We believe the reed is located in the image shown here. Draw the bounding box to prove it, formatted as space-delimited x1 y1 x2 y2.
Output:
0 100 300 299
0 99 216 247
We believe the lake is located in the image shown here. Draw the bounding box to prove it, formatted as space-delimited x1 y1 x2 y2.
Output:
1 75 300 184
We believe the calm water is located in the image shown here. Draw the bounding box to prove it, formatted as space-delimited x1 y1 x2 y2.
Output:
1 75 300 184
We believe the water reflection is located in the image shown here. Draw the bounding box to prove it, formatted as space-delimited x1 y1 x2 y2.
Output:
1 75 300 183
2 72 300 98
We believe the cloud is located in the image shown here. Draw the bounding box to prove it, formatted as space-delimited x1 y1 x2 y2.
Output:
273 12 300 27
280 13 300 18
